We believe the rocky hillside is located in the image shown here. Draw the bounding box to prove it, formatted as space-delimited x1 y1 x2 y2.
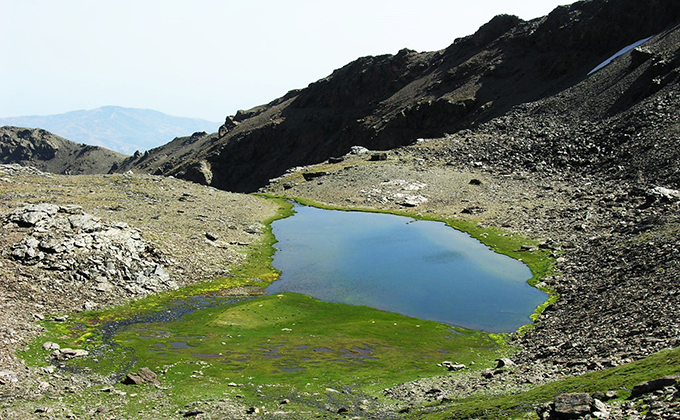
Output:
3 0 680 418
117 0 680 193
0 126 126 175
0 106 220 155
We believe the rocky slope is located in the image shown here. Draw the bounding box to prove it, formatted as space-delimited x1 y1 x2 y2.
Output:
0 164 278 407
0 106 220 155
0 126 126 175
118 0 680 193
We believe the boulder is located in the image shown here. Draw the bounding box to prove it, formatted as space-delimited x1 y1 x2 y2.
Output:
183 160 213 185
42 341 60 351
122 367 161 386
68 214 101 232
0 370 18 385
182 410 205 418
630 375 679 398
495 358 516 368
440 361 466 371
461 206 486 215
650 186 680 202
9 204 59 227
630 47 654 67
349 146 369 155
369 152 388 161
58 204 84 215
219 116 239 136
553 393 593 417
396 194 428 207
53 348 89 360
302 171 328 181
591 398 609 418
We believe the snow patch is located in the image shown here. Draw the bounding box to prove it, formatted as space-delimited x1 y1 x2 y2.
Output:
588 36 654 76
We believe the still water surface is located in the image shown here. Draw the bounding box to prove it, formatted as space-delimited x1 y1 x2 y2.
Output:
267 205 547 332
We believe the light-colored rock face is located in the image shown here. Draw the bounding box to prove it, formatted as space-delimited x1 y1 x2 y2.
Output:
7 204 178 297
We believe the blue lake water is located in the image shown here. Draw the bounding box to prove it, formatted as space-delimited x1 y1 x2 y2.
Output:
267 205 547 332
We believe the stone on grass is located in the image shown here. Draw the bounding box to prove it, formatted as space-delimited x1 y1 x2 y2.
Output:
440 361 466 371
553 393 593 416
495 358 516 368
42 341 60 351
630 375 679 398
122 367 161 386
52 348 89 360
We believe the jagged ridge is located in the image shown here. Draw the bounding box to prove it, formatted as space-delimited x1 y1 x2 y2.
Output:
117 0 680 193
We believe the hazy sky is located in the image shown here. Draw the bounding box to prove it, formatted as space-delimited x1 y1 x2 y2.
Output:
1 0 569 122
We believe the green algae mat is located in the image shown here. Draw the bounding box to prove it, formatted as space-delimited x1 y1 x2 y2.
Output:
28 292 508 408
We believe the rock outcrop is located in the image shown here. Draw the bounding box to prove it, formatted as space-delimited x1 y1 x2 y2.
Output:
4 203 177 308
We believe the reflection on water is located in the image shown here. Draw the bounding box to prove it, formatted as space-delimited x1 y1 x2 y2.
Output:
267 205 547 332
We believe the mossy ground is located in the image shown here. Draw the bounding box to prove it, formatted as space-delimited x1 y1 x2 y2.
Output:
22 291 509 417
115 293 504 400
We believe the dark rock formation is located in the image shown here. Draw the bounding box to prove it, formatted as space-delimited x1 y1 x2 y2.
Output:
630 375 679 398
117 0 680 193
553 393 593 418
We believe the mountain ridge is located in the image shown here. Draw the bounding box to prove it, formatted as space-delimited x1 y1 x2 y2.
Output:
2 0 680 417
116 0 680 192
0 126 126 175
0 106 220 155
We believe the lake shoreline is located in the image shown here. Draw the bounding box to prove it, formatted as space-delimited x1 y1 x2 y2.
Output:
263 194 557 329
269 197 550 332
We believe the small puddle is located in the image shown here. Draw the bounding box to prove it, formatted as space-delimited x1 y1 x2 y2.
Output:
100 295 246 344
193 353 222 358
311 347 333 353
279 366 305 373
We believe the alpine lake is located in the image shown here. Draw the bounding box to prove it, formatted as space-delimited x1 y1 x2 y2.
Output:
22 198 555 415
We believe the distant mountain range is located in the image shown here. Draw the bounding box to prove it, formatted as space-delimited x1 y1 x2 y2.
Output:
0 106 220 155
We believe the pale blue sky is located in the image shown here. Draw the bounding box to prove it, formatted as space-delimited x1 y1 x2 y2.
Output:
1 0 569 121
